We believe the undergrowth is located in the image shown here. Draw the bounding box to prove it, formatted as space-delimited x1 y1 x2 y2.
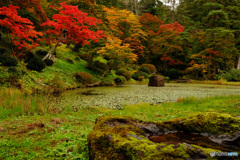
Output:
0 94 240 159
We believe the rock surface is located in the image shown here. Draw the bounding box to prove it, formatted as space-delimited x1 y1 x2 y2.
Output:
87 113 240 160
148 74 164 87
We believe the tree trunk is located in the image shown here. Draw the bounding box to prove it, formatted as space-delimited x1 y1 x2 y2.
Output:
135 0 139 15
42 43 59 62
212 60 216 77
237 56 240 70
86 70 107 87
88 53 94 69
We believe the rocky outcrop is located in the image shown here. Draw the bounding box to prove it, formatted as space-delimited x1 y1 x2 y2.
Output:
148 74 164 87
87 113 240 160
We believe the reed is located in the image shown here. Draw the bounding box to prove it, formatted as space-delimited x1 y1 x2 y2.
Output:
0 88 52 119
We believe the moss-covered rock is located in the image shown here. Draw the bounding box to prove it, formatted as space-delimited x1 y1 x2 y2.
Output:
87 113 240 160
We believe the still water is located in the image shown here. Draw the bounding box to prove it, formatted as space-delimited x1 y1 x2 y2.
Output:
50 83 240 109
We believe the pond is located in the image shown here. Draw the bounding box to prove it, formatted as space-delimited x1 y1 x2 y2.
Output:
50 83 240 109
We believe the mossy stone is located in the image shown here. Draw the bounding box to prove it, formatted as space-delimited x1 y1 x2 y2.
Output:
88 113 240 160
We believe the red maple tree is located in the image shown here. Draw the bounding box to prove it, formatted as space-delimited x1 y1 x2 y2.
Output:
0 5 42 55
41 2 105 60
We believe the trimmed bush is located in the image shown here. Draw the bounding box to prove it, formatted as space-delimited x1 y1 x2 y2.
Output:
114 76 126 85
132 73 140 81
137 71 148 78
92 60 109 73
24 52 35 63
0 53 18 67
74 72 94 84
167 69 179 80
26 56 45 72
139 67 150 74
138 75 144 81
79 53 91 62
44 59 54 66
35 50 48 59
141 64 157 73
115 68 131 81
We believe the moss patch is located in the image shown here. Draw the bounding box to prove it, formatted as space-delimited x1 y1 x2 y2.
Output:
88 113 240 160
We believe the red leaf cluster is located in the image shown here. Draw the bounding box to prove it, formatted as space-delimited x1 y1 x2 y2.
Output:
207 50 219 55
161 54 183 66
158 21 184 34
0 5 42 54
139 13 164 33
41 2 105 45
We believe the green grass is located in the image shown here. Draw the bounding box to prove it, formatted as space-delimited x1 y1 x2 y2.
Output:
0 94 240 159
0 88 52 119
0 44 117 92
188 79 240 86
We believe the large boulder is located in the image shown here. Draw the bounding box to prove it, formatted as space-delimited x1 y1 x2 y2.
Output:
88 113 240 160
148 74 164 87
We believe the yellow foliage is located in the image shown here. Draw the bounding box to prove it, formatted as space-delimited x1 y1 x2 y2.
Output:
104 7 147 40
97 36 137 62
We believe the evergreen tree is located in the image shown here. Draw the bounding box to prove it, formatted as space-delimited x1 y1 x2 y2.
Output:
178 0 240 78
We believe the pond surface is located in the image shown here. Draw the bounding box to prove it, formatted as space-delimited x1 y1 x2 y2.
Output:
51 84 240 109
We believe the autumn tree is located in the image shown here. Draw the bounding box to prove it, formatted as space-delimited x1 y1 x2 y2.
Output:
124 37 144 59
97 36 137 71
139 13 164 62
104 7 146 40
0 5 42 55
150 21 184 71
41 2 105 61
0 0 48 30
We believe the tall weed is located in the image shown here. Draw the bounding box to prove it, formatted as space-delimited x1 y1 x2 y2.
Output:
0 88 53 119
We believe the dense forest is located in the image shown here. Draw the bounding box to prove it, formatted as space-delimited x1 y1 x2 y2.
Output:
0 0 240 92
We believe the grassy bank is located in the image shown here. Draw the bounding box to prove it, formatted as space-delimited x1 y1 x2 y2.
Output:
0 91 240 159
185 79 240 86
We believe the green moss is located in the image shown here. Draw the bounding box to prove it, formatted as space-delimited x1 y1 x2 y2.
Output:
160 112 240 135
88 115 215 160
191 144 220 157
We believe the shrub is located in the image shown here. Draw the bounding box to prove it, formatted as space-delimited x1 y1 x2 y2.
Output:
132 73 140 81
92 60 109 73
217 69 240 81
163 76 170 83
24 52 35 63
26 56 45 72
115 68 131 81
114 76 126 85
138 75 144 81
79 53 91 62
139 67 150 74
137 71 148 78
47 76 65 95
167 69 179 79
44 59 54 66
141 64 157 73
0 53 18 67
8 67 21 76
74 72 94 84
35 50 48 59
